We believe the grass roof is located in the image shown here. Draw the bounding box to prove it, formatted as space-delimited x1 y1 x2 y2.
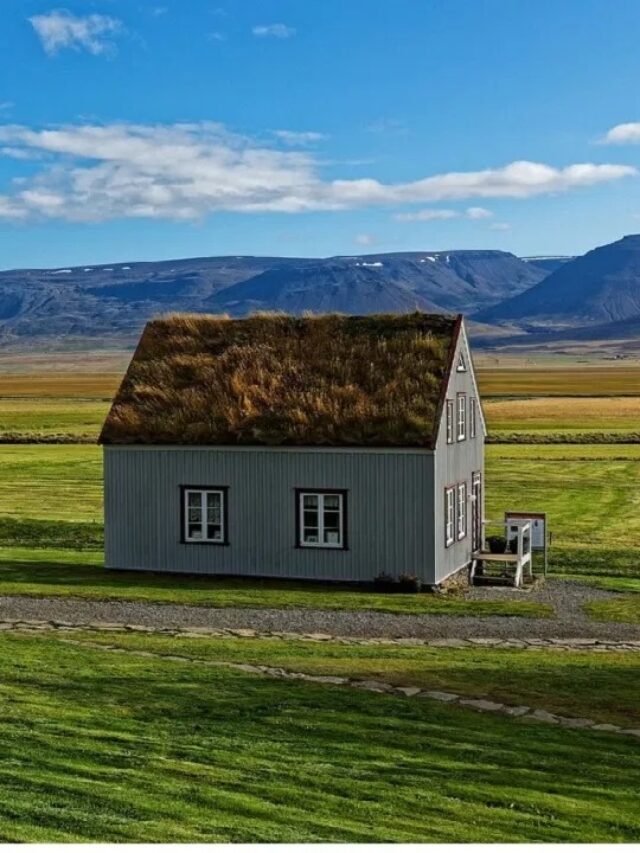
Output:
99 312 459 448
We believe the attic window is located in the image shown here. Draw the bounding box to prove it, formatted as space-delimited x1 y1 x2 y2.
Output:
456 352 467 372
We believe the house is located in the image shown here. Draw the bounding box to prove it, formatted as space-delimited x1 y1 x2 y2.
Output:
99 311 486 586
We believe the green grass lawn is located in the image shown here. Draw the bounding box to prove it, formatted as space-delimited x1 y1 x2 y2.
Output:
485 445 640 578
0 442 638 601
0 398 109 440
0 445 102 523
583 596 640 624
0 547 550 616
0 630 637 842
76 630 640 728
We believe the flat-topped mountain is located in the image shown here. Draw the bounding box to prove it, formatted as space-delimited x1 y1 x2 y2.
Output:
0 250 545 346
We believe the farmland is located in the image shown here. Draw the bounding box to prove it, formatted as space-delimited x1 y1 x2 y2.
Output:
0 356 636 841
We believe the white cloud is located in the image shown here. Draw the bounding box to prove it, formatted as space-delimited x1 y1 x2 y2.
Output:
393 208 458 222
394 206 494 222
0 102 13 112
355 233 375 246
465 206 493 219
272 130 327 146
252 23 296 38
208 31 226 42
29 9 123 56
602 122 640 144
489 222 511 231
0 122 634 223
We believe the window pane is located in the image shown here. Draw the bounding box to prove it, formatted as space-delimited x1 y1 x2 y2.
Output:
207 524 222 540
303 494 318 508
324 529 340 545
207 492 221 510
188 507 202 523
304 509 318 527
324 495 340 510
188 523 202 540
303 529 319 543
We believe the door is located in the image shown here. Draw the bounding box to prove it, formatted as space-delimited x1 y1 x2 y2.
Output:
471 472 482 552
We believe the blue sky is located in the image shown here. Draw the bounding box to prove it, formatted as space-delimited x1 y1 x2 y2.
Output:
1 0 640 268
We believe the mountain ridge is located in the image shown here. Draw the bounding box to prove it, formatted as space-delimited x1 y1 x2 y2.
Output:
0 249 546 347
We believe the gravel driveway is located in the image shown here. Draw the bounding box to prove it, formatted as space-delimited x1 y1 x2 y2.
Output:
0 578 637 640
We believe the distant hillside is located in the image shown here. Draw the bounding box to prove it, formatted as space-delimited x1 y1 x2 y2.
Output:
522 256 574 274
207 251 545 317
0 250 546 347
478 235 640 329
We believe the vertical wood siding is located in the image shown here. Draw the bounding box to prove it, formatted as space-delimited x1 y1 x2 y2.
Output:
104 446 436 583
432 324 485 583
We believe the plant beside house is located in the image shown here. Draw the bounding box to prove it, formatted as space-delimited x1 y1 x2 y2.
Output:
373 572 422 593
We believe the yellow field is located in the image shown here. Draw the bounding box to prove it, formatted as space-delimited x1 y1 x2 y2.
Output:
477 366 640 396
484 396 640 434
0 373 122 398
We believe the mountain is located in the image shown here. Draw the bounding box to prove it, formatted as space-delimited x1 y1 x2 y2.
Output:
206 251 545 317
521 256 574 274
0 250 546 347
476 235 640 329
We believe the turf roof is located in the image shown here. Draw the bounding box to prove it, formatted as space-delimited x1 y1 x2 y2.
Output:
99 312 460 448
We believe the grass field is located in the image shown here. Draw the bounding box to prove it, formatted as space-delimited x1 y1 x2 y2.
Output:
0 363 637 841
76 630 640 727
0 630 636 842
0 362 640 441
0 442 638 591
0 547 550 616
476 365 640 396
483 396 640 439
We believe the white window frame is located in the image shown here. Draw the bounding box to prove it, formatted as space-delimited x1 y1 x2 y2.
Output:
183 488 226 544
457 482 467 540
470 397 477 439
457 394 466 441
298 491 345 549
446 400 454 444
445 486 455 547
457 352 467 372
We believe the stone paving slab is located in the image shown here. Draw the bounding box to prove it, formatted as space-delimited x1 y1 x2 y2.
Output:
3 615 640 652
55 635 640 743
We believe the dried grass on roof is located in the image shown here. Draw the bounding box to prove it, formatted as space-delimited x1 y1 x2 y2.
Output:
100 312 456 447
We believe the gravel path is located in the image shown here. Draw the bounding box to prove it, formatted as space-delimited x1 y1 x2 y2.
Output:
0 579 637 640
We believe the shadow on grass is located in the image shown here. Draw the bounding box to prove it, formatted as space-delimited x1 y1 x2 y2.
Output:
0 631 637 842
0 549 552 617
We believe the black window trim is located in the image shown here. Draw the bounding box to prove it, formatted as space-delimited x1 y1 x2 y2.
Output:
180 484 230 546
294 487 349 551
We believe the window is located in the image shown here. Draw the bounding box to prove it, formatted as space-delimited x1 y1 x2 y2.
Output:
445 487 455 547
457 482 467 540
297 490 346 549
457 352 467 372
446 400 454 444
182 487 227 544
457 394 466 441
470 397 477 438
